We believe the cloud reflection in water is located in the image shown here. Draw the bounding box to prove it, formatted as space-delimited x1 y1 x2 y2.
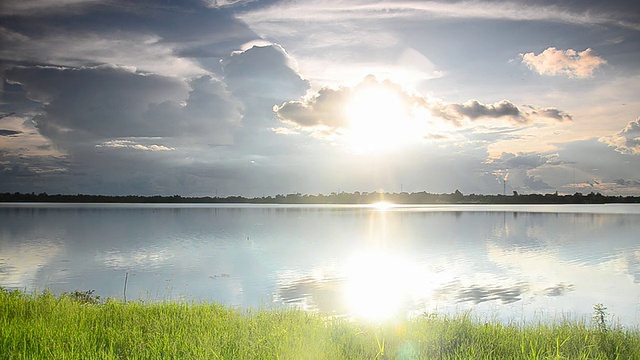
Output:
2 205 640 326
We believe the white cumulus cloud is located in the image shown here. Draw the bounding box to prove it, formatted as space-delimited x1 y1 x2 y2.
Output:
599 118 640 155
95 140 175 152
521 47 607 78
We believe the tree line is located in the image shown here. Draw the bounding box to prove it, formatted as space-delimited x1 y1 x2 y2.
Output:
1 190 639 204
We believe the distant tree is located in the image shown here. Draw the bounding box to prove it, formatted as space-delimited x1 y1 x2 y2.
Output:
452 189 464 202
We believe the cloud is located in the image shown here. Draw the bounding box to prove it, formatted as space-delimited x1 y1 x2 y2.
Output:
0 0 101 15
1 0 637 197
223 44 309 103
521 47 607 78
498 152 549 169
599 117 640 155
614 179 640 186
0 150 70 193
0 113 18 120
5 65 241 146
433 99 525 124
421 99 570 126
0 1 258 78
239 1 640 32
0 114 62 157
533 138 640 195
221 44 310 132
523 174 552 190
0 39 312 195
0 27 210 78
95 139 175 152
274 75 423 135
0 130 22 136
275 76 572 138
524 106 573 122
5 64 188 139
488 152 556 192
0 63 248 195
204 0 257 9
275 87 352 130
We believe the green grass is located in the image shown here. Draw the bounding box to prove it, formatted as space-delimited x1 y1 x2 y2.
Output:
2 288 639 359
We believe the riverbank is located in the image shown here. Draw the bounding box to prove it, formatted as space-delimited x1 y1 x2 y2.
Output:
3 289 639 359
3 190 640 204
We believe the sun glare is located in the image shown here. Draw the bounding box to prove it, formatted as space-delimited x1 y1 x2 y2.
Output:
345 85 416 151
371 201 394 211
344 251 419 322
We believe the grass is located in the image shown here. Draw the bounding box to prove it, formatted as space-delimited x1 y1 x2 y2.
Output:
2 288 639 359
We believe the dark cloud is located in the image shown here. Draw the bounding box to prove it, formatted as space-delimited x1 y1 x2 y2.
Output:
440 100 524 123
275 86 351 129
0 129 21 136
220 43 312 157
499 152 549 169
0 0 103 16
1 63 247 195
0 151 70 193
0 1 318 196
524 106 573 122
614 179 640 186
536 138 640 195
0 4 316 196
0 0 257 76
523 174 552 190
223 44 309 105
143 75 243 144
5 65 241 146
0 112 17 120
431 100 572 125
6 65 188 139
488 152 555 192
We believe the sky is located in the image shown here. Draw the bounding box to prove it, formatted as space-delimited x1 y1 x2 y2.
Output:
1 0 639 197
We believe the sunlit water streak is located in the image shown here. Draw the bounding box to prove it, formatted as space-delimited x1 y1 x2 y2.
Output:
1 203 639 325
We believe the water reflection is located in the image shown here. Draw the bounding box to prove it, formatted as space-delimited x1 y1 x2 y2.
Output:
1 204 639 326
343 251 422 321
0 240 64 287
276 277 346 314
429 278 526 305
543 283 575 297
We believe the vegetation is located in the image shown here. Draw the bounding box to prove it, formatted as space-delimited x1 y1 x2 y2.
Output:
2 288 639 359
1 190 640 204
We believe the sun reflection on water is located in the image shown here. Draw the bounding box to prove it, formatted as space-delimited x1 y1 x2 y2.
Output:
371 201 394 211
344 251 421 322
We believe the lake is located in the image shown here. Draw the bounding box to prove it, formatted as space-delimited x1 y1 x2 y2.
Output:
1 203 639 325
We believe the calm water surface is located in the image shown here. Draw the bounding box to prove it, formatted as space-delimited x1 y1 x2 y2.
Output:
1 203 639 325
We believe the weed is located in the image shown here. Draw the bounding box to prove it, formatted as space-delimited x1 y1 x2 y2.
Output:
65 289 101 304
592 303 608 332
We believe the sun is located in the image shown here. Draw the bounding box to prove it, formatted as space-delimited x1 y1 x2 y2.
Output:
345 81 418 151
